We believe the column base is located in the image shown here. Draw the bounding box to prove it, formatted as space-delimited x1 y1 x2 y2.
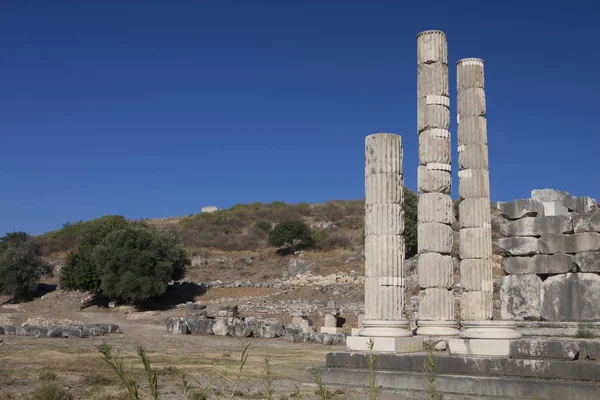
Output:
416 320 459 336
358 320 412 337
460 320 522 339
346 335 423 353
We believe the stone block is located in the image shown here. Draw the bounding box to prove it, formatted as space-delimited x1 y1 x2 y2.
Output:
365 133 402 174
500 215 572 237
448 338 510 357
228 319 251 338
185 302 207 317
459 227 492 259
542 273 600 321
460 258 493 291
186 317 214 335
365 203 404 235
417 62 449 98
212 318 229 336
497 199 544 220
365 235 404 278
531 189 573 205
542 202 569 216
364 277 404 320
365 173 403 205
417 253 453 288
458 169 490 199
509 339 582 360
573 211 600 233
458 87 486 116
419 288 454 320
417 30 447 64
461 291 492 320
167 318 189 334
418 223 452 254
417 100 450 133
324 314 338 328
418 129 451 165
497 237 539 256
500 274 542 320
417 166 451 194
502 254 576 274
575 251 600 272
539 233 600 254
457 116 487 145
320 327 343 334
288 259 313 276
571 196 597 213
346 336 423 353
459 198 491 228
418 193 453 224
262 319 285 338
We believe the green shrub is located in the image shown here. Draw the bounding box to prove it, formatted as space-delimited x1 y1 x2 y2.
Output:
59 216 131 293
38 371 58 381
29 384 73 400
403 187 418 258
255 220 273 233
93 226 189 305
0 233 51 299
268 220 313 250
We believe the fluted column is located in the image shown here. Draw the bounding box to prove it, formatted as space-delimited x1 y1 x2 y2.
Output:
457 58 520 340
360 133 412 338
416 30 459 336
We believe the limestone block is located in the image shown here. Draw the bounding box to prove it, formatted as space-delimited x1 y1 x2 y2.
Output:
461 291 493 320
573 211 600 233
531 189 573 205
509 339 582 360
497 199 545 220
417 30 447 65
417 253 453 288
500 215 573 237
167 318 189 334
500 274 542 320
364 276 403 321
457 116 487 145
448 338 510 357
365 173 403 205
497 237 539 256
459 198 491 228
417 166 451 194
365 203 404 236
571 196 597 214
419 288 454 320
457 144 489 170
575 252 600 272
460 258 493 291
365 235 404 278
541 273 600 321
542 202 569 217
460 227 492 259
456 58 484 89
458 169 490 199
365 133 402 174
418 223 453 254
539 233 600 254
324 314 338 328
417 62 449 98
212 319 229 336
458 88 486 116
186 317 214 335
417 98 450 132
418 193 453 224
418 129 451 165
502 253 576 274
346 336 423 353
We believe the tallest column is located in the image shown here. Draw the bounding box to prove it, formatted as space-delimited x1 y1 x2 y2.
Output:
416 30 459 336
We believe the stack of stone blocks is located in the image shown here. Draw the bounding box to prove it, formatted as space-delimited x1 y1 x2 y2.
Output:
498 189 600 327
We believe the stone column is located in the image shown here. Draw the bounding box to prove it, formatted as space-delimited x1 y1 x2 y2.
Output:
359 133 412 338
416 30 459 336
454 58 520 346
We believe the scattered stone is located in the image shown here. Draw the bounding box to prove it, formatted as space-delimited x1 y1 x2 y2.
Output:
434 341 447 351
542 273 600 321
539 233 600 254
501 254 576 275
167 318 189 334
496 237 539 256
497 199 544 220
499 215 572 237
500 274 542 320
108 302 116 308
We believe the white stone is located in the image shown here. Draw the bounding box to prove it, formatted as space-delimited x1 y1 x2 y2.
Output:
458 143 489 170
323 314 337 328
418 223 453 254
457 116 487 145
347 335 422 352
419 288 454 321
364 276 404 321
417 253 453 288
417 62 449 98
461 291 492 320
418 129 451 165
460 321 522 339
456 58 484 90
416 320 459 336
416 30 447 65
458 88 486 117
459 227 492 259
460 258 493 291
358 319 412 338
417 99 450 132
320 327 343 334
418 166 451 194
458 169 490 199
365 203 404 236
448 338 511 357
365 173 403 205
365 133 403 174
542 201 569 216
500 274 542 320
459 198 491 228
418 193 453 224
364 235 404 278
497 237 539 256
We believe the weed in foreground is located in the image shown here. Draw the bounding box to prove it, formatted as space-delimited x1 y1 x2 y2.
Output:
38 371 58 382
310 368 334 400
366 338 377 400
29 383 74 400
423 350 441 400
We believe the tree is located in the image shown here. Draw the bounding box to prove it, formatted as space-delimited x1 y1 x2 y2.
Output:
0 234 50 299
92 226 189 304
268 219 313 250
59 216 131 293
403 187 418 258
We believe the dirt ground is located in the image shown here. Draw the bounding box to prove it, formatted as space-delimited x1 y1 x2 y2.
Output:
0 307 403 400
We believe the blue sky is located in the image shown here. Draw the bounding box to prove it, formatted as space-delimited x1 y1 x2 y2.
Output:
1 1 599 235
